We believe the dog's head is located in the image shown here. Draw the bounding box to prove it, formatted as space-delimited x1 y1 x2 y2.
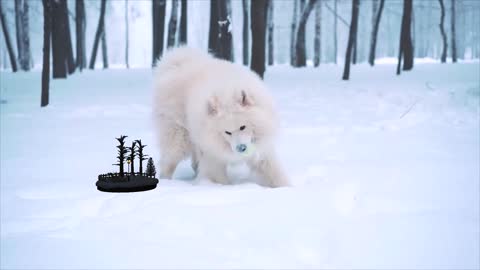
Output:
205 89 275 160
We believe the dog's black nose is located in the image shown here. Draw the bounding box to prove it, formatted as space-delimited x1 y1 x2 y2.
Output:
236 144 247 153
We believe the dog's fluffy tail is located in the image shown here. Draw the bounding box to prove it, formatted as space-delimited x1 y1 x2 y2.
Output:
154 47 211 74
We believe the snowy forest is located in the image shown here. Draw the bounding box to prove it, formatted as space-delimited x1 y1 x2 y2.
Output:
1 1 479 92
1 0 480 269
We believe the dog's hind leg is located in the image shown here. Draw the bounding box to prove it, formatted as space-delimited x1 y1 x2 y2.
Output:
157 120 191 179
197 154 229 185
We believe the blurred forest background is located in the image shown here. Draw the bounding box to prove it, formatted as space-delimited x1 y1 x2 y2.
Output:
0 0 479 106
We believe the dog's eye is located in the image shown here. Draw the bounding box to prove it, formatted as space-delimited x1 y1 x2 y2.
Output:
239 125 246 131
225 131 232 135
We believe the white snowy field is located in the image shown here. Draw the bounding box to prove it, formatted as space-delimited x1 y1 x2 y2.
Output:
1 62 479 269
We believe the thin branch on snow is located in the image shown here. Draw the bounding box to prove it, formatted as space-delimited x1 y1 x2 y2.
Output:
400 98 420 119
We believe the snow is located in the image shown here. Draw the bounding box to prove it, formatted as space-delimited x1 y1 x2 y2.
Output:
1 63 479 269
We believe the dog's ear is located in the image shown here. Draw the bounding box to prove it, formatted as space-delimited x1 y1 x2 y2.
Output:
207 96 219 116
240 90 254 107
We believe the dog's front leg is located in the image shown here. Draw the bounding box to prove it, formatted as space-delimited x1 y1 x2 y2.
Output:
251 152 290 188
191 148 201 176
197 154 229 185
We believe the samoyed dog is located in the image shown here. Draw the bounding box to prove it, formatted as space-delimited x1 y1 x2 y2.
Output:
153 47 289 187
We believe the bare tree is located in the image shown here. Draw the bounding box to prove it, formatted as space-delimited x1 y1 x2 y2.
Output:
396 0 414 75
333 0 337 64
208 0 218 54
51 0 66 77
75 0 86 71
179 0 187 44
458 0 465 59
101 30 108 68
368 0 385 66
52 0 75 77
14 0 31 71
226 0 233 61
313 0 321 67
250 0 268 78
135 140 148 174
167 0 178 48
215 0 232 60
352 1 358 66
62 0 75 74
438 0 447 63
290 0 298 66
267 0 274 65
300 0 305 13
242 0 249 65
89 0 107 69
295 0 317 67
127 141 136 175
0 0 18 72
450 0 457 63
41 0 52 107
125 0 129 68
152 0 166 66
342 0 359 80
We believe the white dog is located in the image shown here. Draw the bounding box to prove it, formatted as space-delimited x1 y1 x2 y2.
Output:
153 47 289 187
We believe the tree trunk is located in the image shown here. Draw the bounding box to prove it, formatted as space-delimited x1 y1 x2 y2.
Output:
368 0 385 66
125 0 129 68
62 0 75 74
267 0 274 65
89 0 107 69
290 0 298 66
179 0 187 44
0 0 18 72
458 0 465 59
208 0 218 54
450 0 457 63
130 159 135 175
167 0 178 48
333 0 337 64
300 0 305 13
75 0 86 71
352 0 358 66
250 0 268 78
352 37 357 64
1 44 7 69
438 0 447 63
41 0 52 107
313 0 321 67
342 0 359 80
152 0 166 66
397 0 414 75
295 0 317 67
101 30 108 68
216 0 232 61
51 0 67 78
226 0 233 61
14 0 31 71
242 0 249 65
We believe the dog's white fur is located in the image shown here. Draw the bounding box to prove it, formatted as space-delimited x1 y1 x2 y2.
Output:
153 47 289 187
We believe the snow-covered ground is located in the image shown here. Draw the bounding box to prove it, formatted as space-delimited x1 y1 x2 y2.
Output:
1 63 479 269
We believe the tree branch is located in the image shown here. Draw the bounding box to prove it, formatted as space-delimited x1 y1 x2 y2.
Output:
324 2 349 27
